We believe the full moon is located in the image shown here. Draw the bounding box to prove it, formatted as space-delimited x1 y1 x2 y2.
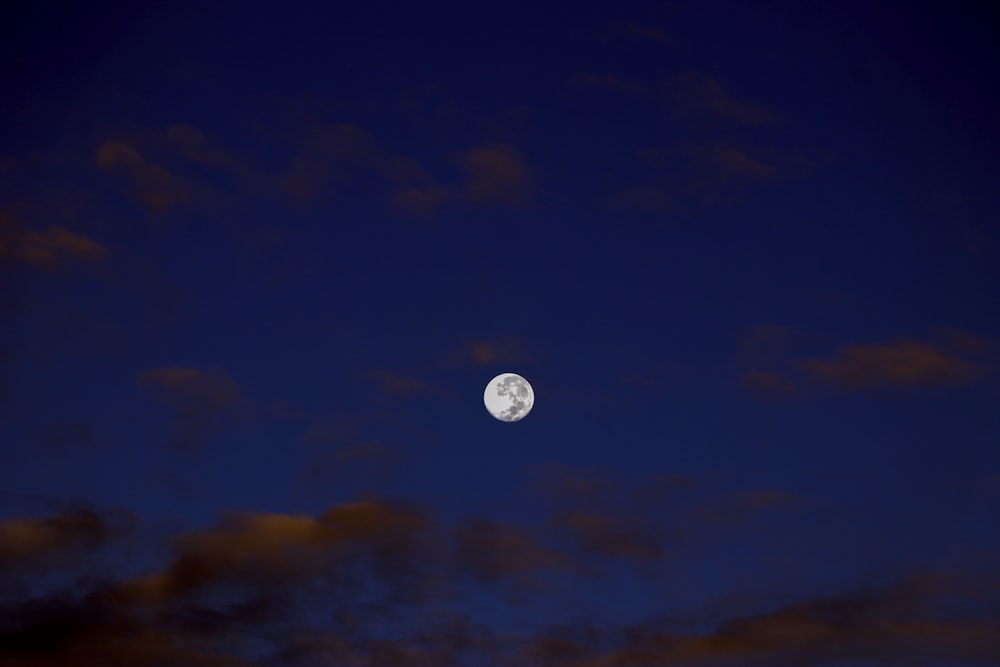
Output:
483 373 534 422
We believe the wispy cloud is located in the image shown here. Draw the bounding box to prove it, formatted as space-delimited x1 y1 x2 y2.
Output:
0 212 108 271
456 336 532 367
739 370 800 396
569 73 653 95
137 366 244 450
96 141 205 212
668 69 783 126
619 140 789 212
463 144 533 208
799 339 985 390
362 369 430 396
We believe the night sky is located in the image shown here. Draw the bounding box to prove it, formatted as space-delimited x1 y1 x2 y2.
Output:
2 1 999 665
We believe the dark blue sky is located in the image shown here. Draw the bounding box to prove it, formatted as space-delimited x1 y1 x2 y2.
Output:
2 1 999 664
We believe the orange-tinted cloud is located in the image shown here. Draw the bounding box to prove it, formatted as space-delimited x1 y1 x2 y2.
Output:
389 184 450 217
126 499 431 603
0 508 135 573
0 212 107 270
137 366 244 450
2 497 999 666
669 69 781 126
694 489 803 525
966 225 994 255
383 156 451 217
738 324 792 367
620 141 785 212
740 370 799 396
463 145 532 207
454 518 570 584
458 336 531 366
362 369 430 395
138 366 243 408
799 339 983 390
96 141 201 212
154 123 247 173
690 141 779 184
281 121 380 201
549 509 674 563
622 19 677 45
569 73 652 95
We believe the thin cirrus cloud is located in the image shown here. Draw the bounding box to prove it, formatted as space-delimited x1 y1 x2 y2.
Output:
96 141 206 213
362 369 431 396
736 327 994 396
0 212 107 271
459 336 532 367
620 140 786 212
667 69 783 126
93 119 453 219
137 366 245 450
568 72 654 95
798 339 986 390
463 144 533 208
739 370 800 396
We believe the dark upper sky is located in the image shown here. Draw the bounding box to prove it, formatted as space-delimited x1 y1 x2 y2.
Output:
2 1 999 664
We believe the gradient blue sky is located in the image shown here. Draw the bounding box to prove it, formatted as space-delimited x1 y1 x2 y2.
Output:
2 1 999 665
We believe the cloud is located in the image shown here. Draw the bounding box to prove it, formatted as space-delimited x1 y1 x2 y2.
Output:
532 465 685 569
669 70 782 126
0 507 136 574
457 336 531 366
549 510 674 564
738 325 793 367
1 495 998 665
0 212 107 271
40 420 102 449
798 339 984 390
621 19 677 46
153 123 247 174
463 144 532 207
966 225 994 255
740 370 799 396
389 184 450 217
362 369 430 396
569 73 653 95
619 140 786 212
333 442 391 463
694 489 803 525
383 155 450 217
280 120 451 218
124 499 433 608
137 366 244 450
454 518 570 585
96 141 203 212
281 121 381 201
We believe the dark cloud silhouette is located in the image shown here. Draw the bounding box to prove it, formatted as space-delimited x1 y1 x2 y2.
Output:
0 507 136 574
0 499 996 666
